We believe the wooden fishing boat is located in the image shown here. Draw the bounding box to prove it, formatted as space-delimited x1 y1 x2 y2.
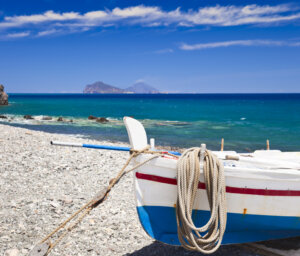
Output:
123 116 300 245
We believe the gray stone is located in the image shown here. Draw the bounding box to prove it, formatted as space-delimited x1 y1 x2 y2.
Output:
24 115 34 120
4 248 19 256
96 117 109 123
62 196 73 204
42 116 52 120
50 201 60 208
88 115 97 120
0 84 8 105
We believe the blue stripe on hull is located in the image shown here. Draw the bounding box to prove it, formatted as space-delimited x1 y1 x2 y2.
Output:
137 205 300 245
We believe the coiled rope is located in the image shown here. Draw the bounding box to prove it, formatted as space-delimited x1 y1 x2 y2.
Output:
176 147 227 254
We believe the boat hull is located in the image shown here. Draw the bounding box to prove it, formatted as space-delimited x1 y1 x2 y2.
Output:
137 205 300 245
133 154 300 245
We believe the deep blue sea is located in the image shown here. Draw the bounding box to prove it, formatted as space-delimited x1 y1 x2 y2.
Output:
1 93 299 152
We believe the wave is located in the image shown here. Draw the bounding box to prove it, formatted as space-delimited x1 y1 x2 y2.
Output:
0 114 198 132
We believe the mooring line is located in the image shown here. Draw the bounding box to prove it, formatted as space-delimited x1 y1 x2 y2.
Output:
29 147 177 256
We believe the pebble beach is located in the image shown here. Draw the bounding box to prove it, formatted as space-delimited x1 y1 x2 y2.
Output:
1 123 299 256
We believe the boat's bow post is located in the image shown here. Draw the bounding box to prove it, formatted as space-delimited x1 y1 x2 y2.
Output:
123 116 148 151
150 138 155 150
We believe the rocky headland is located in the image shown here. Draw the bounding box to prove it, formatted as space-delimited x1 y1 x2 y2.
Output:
0 84 8 105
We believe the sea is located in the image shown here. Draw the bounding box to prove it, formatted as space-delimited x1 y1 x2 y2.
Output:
0 93 299 152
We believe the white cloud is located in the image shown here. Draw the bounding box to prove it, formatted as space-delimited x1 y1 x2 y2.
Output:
112 6 162 18
0 4 300 38
182 4 300 26
180 39 300 50
37 29 59 37
84 10 108 20
6 31 30 38
154 48 174 54
4 10 80 24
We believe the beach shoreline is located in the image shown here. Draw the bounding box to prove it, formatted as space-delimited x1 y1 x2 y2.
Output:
0 123 299 256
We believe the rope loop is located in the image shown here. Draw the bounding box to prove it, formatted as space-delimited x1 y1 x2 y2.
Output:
176 147 227 254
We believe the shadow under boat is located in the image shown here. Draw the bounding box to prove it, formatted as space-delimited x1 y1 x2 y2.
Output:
124 241 258 256
124 237 300 256
257 236 300 250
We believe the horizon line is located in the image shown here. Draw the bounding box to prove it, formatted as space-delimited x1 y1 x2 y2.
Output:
6 92 300 94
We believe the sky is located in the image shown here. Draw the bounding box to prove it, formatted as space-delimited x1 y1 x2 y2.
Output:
0 0 300 93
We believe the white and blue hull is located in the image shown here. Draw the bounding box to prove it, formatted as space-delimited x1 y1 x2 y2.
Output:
133 152 300 245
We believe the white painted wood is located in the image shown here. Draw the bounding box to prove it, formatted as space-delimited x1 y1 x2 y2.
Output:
123 116 148 150
150 138 155 150
133 154 300 216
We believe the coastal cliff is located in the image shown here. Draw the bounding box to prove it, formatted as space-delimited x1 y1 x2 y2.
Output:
83 81 160 94
0 84 8 105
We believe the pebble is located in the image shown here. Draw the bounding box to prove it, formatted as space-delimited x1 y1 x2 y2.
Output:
62 196 73 204
4 249 19 256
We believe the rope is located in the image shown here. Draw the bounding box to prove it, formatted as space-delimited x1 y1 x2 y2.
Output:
30 146 177 256
176 147 227 254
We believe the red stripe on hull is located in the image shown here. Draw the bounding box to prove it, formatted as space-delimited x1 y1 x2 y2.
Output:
135 172 300 196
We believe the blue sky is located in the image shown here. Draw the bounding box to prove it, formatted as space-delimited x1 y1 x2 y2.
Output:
0 0 300 93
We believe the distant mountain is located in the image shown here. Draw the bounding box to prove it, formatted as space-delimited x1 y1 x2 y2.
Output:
83 81 124 94
125 82 160 94
83 81 160 94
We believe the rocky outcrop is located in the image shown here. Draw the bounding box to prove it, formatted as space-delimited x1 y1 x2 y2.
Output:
42 116 52 120
88 115 97 120
88 115 108 123
87 115 108 123
24 115 34 120
0 84 8 105
96 117 108 123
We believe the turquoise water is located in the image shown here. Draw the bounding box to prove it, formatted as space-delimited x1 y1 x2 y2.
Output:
0 93 299 152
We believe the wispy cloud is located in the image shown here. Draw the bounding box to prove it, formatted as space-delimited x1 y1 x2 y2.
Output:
0 4 300 38
6 31 30 38
154 48 174 54
135 79 145 83
37 29 59 37
180 39 300 50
